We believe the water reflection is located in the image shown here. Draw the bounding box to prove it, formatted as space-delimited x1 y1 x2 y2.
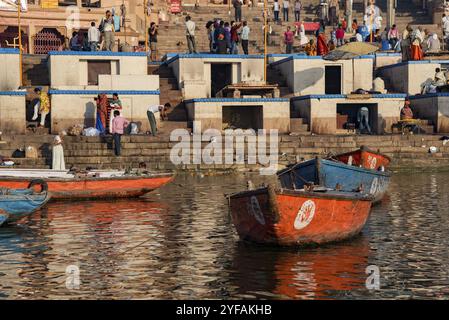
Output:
1 172 449 299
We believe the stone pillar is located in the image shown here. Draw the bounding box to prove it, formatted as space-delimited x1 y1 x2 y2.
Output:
76 0 82 7
345 0 353 32
387 0 396 28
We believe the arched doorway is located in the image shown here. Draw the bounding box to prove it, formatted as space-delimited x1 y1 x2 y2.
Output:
0 26 29 53
33 28 65 54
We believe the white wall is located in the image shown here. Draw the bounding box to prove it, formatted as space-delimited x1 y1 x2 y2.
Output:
0 51 21 91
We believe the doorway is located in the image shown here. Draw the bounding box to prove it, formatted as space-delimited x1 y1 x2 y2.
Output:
211 63 232 97
222 106 263 130
337 103 378 133
325 65 342 94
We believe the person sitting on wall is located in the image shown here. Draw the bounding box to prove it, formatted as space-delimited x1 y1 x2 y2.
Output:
357 106 371 134
304 39 317 56
422 68 447 94
400 99 413 120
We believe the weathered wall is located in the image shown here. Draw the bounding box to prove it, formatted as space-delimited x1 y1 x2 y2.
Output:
374 53 402 69
185 98 290 133
98 75 159 91
49 52 148 87
410 94 449 133
0 92 26 134
49 91 159 134
274 56 374 95
0 50 21 91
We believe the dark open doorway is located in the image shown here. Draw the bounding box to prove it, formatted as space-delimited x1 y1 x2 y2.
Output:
211 63 232 97
222 106 263 130
337 103 378 133
325 65 342 94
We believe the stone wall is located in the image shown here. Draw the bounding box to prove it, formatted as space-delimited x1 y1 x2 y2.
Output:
0 92 26 134
378 61 442 95
49 90 160 134
0 49 20 91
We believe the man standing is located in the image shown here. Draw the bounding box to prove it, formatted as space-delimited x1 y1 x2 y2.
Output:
185 15 198 54
147 105 161 136
273 0 280 23
149 22 158 61
241 21 250 55
329 0 339 26
357 106 371 134
283 0 290 22
230 21 242 54
443 14 449 50
109 93 122 133
233 0 242 22
88 22 100 52
101 10 115 51
294 0 302 22
284 26 294 53
111 110 129 156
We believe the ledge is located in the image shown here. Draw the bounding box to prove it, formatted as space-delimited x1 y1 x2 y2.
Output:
48 51 148 57
291 94 407 101
409 93 449 100
48 90 160 95
0 48 20 54
184 98 289 103
166 53 265 65
0 91 27 96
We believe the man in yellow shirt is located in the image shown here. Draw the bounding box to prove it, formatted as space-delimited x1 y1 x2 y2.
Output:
32 88 50 127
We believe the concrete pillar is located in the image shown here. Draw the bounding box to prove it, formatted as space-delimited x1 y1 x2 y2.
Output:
387 0 396 28
76 0 82 7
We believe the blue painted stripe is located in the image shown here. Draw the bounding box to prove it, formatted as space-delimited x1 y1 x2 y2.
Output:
377 60 441 71
184 98 289 103
48 90 160 95
0 91 27 96
0 48 19 54
166 53 265 65
375 52 401 57
48 51 148 57
409 93 449 100
291 94 407 101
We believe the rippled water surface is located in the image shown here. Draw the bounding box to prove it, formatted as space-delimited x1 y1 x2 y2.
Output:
1 171 449 299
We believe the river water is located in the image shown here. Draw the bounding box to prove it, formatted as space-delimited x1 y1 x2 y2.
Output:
1 171 449 300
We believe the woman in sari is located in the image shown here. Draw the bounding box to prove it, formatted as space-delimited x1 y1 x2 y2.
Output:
317 32 329 56
410 27 424 61
96 94 108 134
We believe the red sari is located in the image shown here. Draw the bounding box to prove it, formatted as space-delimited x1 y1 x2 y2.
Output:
317 33 329 56
97 94 109 131
410 44 423 60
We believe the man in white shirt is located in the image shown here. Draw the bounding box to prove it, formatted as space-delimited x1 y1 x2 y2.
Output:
147 105 162 136
88 21 100 51
100 10 115 51
185 15 198 54
283 0 290 22
241 21 250 55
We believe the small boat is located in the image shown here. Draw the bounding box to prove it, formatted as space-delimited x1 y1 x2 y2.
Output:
0 169 174 201
0 180 50 226
277 157 391 203
228 186 373 246
331 146 391 171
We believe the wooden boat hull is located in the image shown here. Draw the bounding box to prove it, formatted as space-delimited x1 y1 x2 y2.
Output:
229 187 372 246
0 174 174 201
333 146 391 170
0 188 50 226
278 158 391 203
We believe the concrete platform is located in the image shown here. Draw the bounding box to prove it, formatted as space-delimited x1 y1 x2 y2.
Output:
410 93 449 133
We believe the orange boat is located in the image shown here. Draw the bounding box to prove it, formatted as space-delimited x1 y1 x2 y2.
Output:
0 169 174 200
332 146 391 170
228 186 373 246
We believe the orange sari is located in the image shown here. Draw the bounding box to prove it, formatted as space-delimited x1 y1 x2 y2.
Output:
410 44 423 60
317 33 329 56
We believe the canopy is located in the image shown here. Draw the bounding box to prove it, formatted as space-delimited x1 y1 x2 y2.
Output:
323 42 379 61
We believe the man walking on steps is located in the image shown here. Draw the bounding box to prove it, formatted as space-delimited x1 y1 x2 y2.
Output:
111 110 129 156
185 15 198 54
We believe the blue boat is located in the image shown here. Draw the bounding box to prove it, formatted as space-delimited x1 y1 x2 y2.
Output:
0 180 50 227
277 158 391 203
